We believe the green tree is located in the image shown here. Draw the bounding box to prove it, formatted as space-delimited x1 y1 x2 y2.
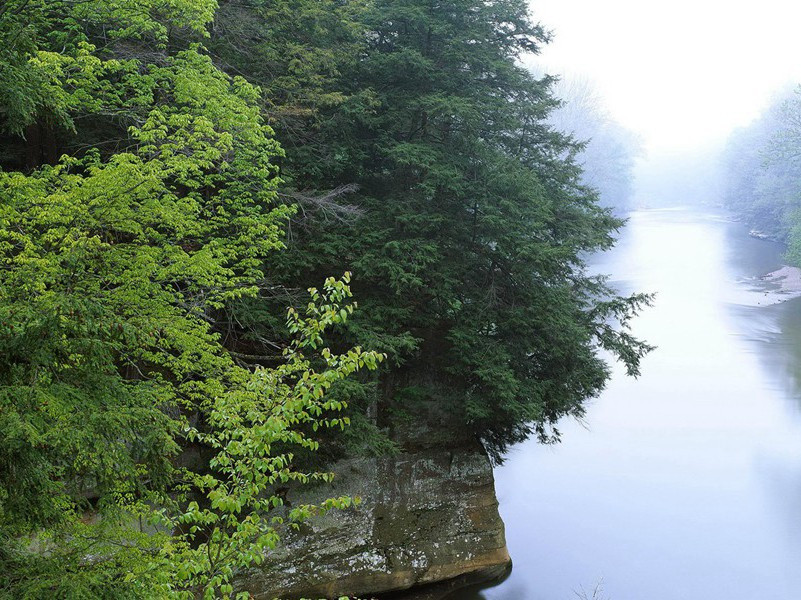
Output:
723 85 801 259
248 0 653 458
209 0 368 183
0 1 383 597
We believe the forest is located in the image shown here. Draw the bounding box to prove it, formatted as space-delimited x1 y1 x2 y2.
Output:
722 86 801 264
0 1 648 597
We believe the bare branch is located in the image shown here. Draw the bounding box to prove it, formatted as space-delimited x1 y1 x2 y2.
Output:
281 184 364 224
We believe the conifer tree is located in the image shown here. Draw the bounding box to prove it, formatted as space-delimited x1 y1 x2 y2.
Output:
254 0 653 456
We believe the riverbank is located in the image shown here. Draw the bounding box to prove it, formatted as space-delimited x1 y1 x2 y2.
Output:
760 265 801 292
748 265 801 305
462 208 801 600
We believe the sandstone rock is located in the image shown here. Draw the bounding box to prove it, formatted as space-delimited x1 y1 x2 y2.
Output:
236 444 510 599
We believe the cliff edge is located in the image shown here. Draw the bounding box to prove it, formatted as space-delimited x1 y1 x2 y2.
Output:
236 444 510 599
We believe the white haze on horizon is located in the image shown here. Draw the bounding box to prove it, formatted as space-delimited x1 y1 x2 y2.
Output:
526 0 801 157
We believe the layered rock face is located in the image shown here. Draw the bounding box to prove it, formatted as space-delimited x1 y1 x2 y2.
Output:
237 444 510 599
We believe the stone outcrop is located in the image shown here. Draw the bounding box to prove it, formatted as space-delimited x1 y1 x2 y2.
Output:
236 443 510 599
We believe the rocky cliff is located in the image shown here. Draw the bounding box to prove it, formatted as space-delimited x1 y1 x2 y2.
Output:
236 444 510 599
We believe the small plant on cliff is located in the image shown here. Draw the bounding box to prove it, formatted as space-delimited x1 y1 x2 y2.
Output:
165 275 384 598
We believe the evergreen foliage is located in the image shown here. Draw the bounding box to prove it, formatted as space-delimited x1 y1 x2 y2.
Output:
240 0 653 456
0 0 651 596
546 76 641 213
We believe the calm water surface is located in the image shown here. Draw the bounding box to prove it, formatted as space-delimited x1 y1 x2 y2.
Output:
460 207 801 600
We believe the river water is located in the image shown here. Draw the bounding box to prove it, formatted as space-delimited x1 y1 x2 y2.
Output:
461 207 801 600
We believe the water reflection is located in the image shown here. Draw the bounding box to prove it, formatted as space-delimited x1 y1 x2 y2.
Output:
456 208 801 600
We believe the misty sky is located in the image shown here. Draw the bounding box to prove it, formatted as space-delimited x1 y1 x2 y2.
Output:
526 0 801 154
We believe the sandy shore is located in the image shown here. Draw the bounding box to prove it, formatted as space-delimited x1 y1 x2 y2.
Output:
760 265 801 291
744 265 801 306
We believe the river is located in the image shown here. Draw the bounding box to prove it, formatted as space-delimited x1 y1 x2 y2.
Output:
458 207 801 599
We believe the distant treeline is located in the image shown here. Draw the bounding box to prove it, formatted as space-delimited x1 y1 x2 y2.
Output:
0 0 650 596
546 76 641 213
723 87 801 263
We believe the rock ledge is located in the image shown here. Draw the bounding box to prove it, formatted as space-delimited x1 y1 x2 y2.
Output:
237 445 509 599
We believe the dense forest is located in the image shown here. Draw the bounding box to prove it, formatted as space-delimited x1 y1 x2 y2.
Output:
723 86 801 263
0 0 650 597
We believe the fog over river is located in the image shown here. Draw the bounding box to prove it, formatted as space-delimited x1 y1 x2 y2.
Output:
460 207 801 599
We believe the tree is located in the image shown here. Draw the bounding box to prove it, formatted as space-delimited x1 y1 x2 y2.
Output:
250 0 652 458
209 0 368 185
0 2 382 597
722 85 801 253
545 75 642 213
